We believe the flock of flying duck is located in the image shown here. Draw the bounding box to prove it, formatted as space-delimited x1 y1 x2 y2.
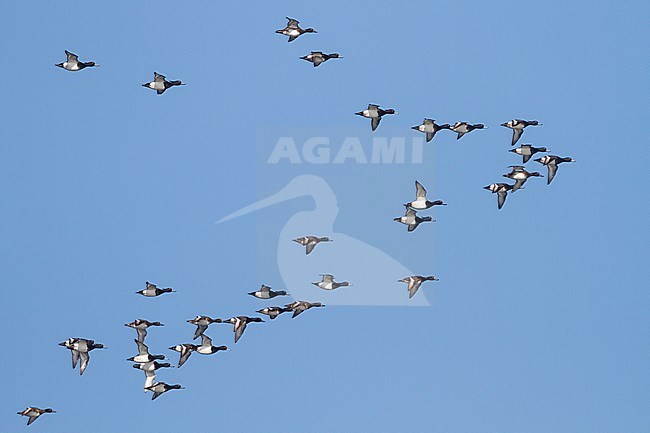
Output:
19 16 575 426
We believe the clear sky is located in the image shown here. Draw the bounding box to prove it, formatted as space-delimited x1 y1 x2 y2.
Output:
1 1 648 432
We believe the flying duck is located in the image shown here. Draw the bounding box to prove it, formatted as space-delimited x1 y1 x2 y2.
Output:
125 319 164 343
55 50 98 71
501 119 541 146
142 72 185 95
248 284 290 299
405 180 446 210
196 334 228 355
169 343 198 368
284 301 324 318
186 315 222 340
17 407 56 425
411 119 451 142
293 236 332 255
311 274 351 290
136 281 175 297
132 360 171 372
450 122 486 140
483 183 514 210
398 275 438 299
58 338 106 375
275 17 317 42
145 382 184 401
534 155 575 185
221 316 264 343
509 144 549 163
256 306 292 320
127 339 165 364
394 207 433 232
503 166 543 191
300 51 342 67
355 104 397 131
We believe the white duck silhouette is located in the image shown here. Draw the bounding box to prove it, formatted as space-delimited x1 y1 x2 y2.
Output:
217 175 431 306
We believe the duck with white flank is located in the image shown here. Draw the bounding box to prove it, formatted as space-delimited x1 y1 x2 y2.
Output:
411 119 451 142
312 274 351 290
145 382 184 401
509 144 549 163
55 50 98 71
355 104 397 131
256 306 292 320
293 236 332 255
125 319 164 343
503 166 543 191
196 334 228 355
450 121 486 140
483 183 514 210
136 281 175 297
535 155 575 185
17 407 56 425
187 315 222 340
399 275 438 299
132 360 171 373
394 207 433 232
142 72 185 95
276 17 317 42
405 180 446 210
284 301 324 318
169 343 198 368
501 119 541 146
248 284 290 299
59 337 106 375
300 51 342 67
221 316 265 343
127 339 165 364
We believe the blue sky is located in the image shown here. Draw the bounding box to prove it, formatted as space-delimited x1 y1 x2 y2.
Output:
1 1 648 432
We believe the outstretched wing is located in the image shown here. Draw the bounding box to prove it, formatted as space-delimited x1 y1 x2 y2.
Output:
135 339 150 356
305 243 315 255
371 117 381 131
178 347 193 368
71 349 80 369
415 181 427 199
136 328 147 343
511 129 523 146
512 179 525 192
200 334 213 348
547 163 558 184
234 321 247 343
286 17 300 28
408 280 423 298
65 50 78 62
497 191 508 209
27 415 39 426
144 370 156 391
153 72 166 83
79 351 90 375
193 324 207 340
